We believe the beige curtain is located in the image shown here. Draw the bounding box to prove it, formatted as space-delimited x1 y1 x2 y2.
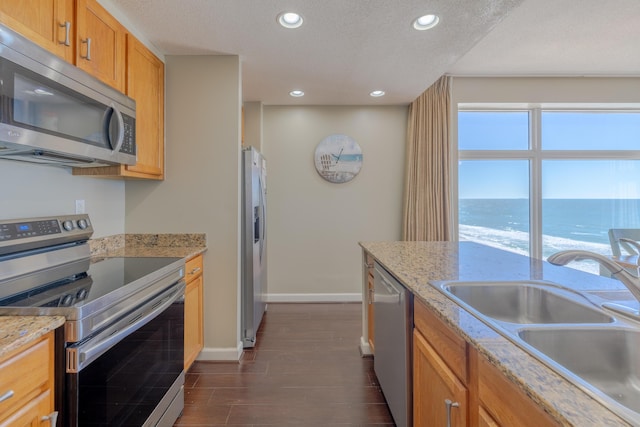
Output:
402 75 451 241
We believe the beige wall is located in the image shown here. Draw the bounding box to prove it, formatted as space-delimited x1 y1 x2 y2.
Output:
125 55 242 359
451 77 640 105
0 160 124 237
243 101 263 151
262 105 408 300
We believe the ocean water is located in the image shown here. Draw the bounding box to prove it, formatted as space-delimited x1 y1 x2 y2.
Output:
459 199 640 274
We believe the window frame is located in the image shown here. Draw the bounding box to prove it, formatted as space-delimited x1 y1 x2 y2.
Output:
455 106 640 260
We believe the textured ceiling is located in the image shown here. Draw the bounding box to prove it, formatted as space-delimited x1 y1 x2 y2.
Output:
449 0 640 77
107 0 640 106
107 0 523 105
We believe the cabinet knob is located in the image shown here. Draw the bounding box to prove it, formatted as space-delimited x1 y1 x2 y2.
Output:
59 21 71 46
445 399 459 427
190 267 201 275
0 389 14 403
81 38 92 61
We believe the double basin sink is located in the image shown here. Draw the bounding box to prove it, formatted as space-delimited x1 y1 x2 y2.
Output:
437 281 640 425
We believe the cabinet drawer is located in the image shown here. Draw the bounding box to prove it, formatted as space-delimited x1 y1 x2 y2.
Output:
414 298 468 384
0 389 52 427
185 255 203 282
0 332 53 420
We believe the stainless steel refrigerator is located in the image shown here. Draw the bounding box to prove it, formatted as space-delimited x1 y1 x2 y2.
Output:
241 146 267 348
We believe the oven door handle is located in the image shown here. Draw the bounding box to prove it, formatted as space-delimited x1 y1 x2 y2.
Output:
67 282 185 373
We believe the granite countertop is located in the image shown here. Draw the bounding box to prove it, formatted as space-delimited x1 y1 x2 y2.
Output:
0 316 65 359
0 233 207 360
360 240 632 427
90 233 207 260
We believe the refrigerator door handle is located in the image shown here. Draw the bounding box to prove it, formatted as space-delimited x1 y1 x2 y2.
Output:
254 206 260 243
258 175 266 261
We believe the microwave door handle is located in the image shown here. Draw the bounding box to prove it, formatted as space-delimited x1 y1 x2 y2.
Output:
108 105 125 153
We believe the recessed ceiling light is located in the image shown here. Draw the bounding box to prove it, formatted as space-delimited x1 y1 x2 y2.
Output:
289 90 304 97
278 12 303 29
413 14 439 31
370 90 385 97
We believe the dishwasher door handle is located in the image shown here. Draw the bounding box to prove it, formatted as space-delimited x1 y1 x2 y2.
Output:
376 272 402 304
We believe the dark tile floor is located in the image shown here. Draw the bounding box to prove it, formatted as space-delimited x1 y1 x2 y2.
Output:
174 303 394 426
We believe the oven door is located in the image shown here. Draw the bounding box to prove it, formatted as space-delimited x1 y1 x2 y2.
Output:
64 281 185 427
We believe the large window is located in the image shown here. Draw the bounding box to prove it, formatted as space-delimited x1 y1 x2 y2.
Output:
458 109 640 274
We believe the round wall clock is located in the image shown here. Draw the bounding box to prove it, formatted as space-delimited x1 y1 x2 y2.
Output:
314 134 363 183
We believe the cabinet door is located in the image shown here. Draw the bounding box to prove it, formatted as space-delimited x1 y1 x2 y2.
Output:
0 0 74 62
75 0 126 91
184 274 204 370
125 34 164 179
0 331 55 427
0 390 52 427
414 330 468 427
478 354 560 427
367 268 375 352
478 406 499 427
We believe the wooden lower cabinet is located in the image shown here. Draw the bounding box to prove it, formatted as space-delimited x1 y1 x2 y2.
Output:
184 254 204 370
414 329 468 427
366 255 375 352
478 406 500 427
0 331 56 427
0 390 53 427
413 298 561 427
476 352 560 427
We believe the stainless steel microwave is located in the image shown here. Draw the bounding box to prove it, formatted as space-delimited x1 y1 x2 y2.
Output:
0 23 136 167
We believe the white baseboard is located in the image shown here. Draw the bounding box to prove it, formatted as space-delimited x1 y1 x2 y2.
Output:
196 341 243 361
359 336 373 356
265 293 362 303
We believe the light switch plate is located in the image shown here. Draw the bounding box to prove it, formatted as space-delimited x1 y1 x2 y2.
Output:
75 199 85 214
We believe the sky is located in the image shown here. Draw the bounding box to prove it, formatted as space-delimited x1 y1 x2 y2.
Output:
458 112 640 199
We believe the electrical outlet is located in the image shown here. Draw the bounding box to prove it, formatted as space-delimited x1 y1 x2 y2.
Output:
75 199 85 214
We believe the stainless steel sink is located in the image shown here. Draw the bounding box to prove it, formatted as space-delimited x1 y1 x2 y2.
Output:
441 281 614 324
518 327 640 420
434 280 640 424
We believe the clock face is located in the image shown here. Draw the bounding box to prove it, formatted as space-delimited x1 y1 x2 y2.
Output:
314 134 363 183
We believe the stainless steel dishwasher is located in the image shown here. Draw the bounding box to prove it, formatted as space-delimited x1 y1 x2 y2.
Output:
373 262 413 427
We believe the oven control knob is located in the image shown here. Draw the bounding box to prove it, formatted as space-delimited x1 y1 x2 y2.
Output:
76 288 88 300
62 220 74 231
61 294 74 306
77 219 88 229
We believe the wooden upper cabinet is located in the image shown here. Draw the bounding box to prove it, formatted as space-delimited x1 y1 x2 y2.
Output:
124 34 164 179
2 0 166 180
75 0 126 92
0 0 74 62
73 34 165 180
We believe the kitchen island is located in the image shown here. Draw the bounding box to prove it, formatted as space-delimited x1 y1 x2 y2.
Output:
361 241 633 426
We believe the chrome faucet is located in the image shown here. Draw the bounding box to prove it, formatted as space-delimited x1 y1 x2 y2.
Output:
547 250 640 303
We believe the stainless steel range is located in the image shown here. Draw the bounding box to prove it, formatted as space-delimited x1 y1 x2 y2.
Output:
0 214 185 427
